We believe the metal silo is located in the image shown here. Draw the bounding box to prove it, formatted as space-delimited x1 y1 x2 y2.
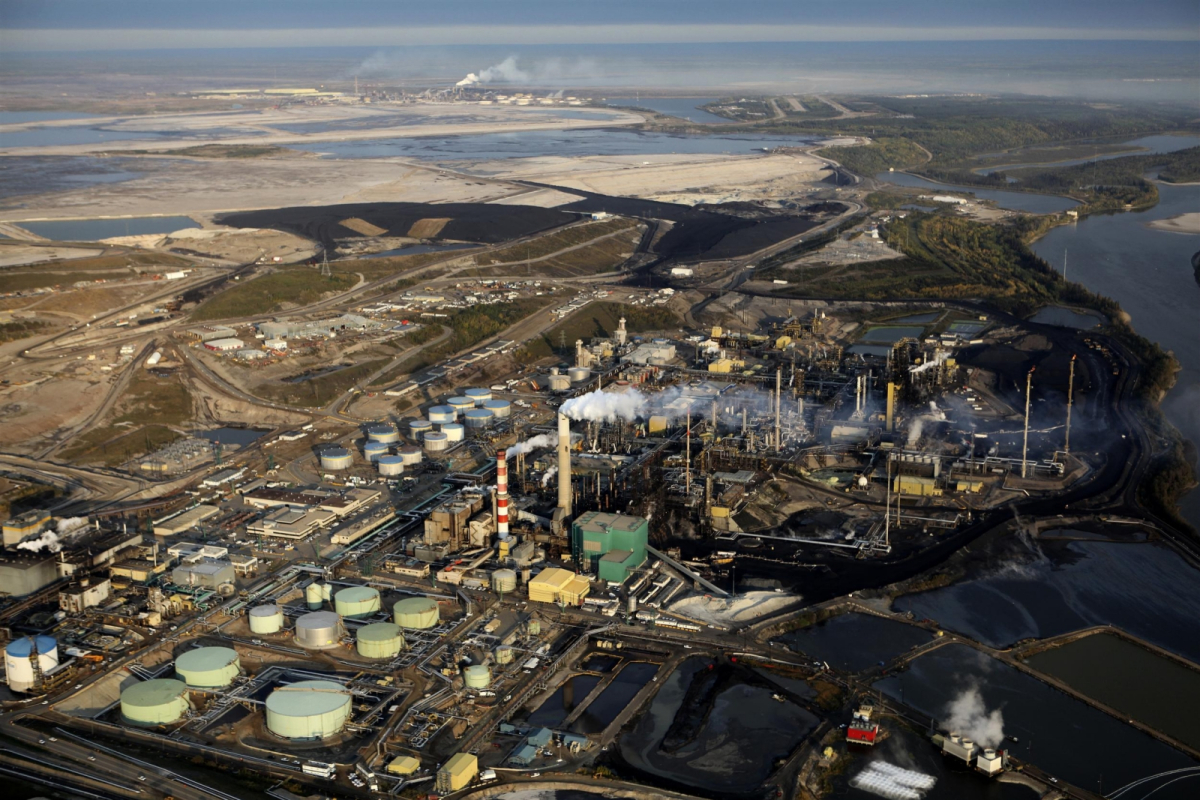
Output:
427 405 456 424
494 645 515 665
464 388 492 406
398 445 423 465
462 408 494 429
356 622 405 659
294 611 344 649
463 665 491 689
319 446 352 471
364 441 390 462
423 432 449 453
483 399 511 419
393 597 440 629
121 679 191 726
378 455 405 476
447 396 474 415
334 585 381 619
366 423 400 443
249 604 285 634
441 423 465 443
175 646 240 688
265 680 351 740
4 636 58 693
491 569 517 594
408 419 434 440
568 367 591 383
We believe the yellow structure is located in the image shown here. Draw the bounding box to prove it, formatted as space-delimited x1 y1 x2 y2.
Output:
387 755 420 776
711 326 723 338
437 752 478 793
886 382 897 433
648 415 668 433
894 476 942 497
955 480 984 493
775 335 793 350
707 358 735 374
710 506 730 518
528 567 590 606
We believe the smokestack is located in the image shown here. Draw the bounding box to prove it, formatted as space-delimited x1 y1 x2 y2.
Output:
496 449 509 539
557 413 572 518
886 382 896 432
775 368 782 451
1065 355 1075 455
1022 368 1034 478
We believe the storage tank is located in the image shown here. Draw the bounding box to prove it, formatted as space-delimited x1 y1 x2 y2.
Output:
305 581 330 610
494 645 515 665
378 455 405 476
527 619 541 636
319 447 352 471
248 604 284 634
408 419 433 440
447 396 474 415
568 367 591 383
266 680 351 740
427 406 456 425
548 370 570 391
334 585 381 619
294 610 344 649
4 636 59 693
121 679 191 726
393 597 440 629
491 569 517 594
175 646 240 688
463 665 491 690
441 423 465 443
366 423 400 444
483 399 511 419
398 445 423 465
356 622 405 659
363 441 390 462
464 388 492 406
462 408 494 429
423 432 449 453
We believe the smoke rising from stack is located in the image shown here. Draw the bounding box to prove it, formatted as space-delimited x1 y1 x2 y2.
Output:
15 517 88 553
507 433 558 457
944 684 1006 748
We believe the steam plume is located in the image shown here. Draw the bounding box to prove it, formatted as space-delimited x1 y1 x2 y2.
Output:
541 466 558 487
508 433 557 457
560 388 648 422
17 531 62 553
944 684 1005 748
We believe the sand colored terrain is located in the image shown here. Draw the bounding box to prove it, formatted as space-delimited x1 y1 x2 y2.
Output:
0 243 104 267
1149 212 1200 234
0 372 113 454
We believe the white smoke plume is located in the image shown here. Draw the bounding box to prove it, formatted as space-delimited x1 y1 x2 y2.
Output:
454 56 602 87
507 433 558 457
944 684 1005 748
56 517 89 534
905 402 947 448
541 466 558 487
909 350 950 375
17 531 62 553
560 388 649 422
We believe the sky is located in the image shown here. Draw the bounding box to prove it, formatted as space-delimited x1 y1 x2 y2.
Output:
2 0 1198 50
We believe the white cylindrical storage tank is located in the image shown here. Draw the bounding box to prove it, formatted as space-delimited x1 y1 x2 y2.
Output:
378 455 405 476
441 423 465 443
427 406 456 424
494 645 515 665
294 610 343 649
334 585 381 619
249 604 284 634
463 408 494 429
306 582 326 610
398 445 423 465
568 367 591 383
408 419 434 440
175 646 240 688
121 679 191 726
319 446 352 471
364 441 390 462
366 423 400 444
356 622 404 659
463 664 491 690
4 636 59 693
423 432 449 453
549 373 571 391
464 388 492 406
483 399 511 419
393 596 440 629
492 569 517 594
447 396 474 415
266 680 351 740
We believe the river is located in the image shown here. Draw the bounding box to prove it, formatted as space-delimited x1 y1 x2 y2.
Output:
1029 181 1200 530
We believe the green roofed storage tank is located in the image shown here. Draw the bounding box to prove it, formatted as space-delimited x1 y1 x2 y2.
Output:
357 622 404 659
463 664 491 689
265 680 351 740
121 679 191 726
334 585 381 619
175 646 240 688
393 596 439 629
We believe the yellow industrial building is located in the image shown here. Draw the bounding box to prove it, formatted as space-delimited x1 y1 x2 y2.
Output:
437 752 478 792
893 476 942 497
528 567 590 606
387 755 420 776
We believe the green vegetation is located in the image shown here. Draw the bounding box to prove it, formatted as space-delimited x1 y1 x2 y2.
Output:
257 358 389 407
755 214 867 274
337 252 461 282
370 324 447 386
391 297 556 377
191 269 355 321
0 319 50 343
815 137 928 175
474 218 637 267
61 370 193 466
515 302 681 362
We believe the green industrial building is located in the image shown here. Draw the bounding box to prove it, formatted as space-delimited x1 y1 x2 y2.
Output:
571 512 648 583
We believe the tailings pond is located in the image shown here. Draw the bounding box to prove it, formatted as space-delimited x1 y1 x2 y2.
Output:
876 644 1196 797
18 215 199 241
874 172 1079 214
619 657 818 794
197 428 269 448
569 661 658 735
776 613 933 671
893 534 1200 663
1025 633 1200 750
525 674 603 728
0 156 149 203
605 97 729 124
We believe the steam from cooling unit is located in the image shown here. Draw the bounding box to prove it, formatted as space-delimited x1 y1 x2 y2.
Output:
541 466 557 487
560 388 648 423
909 350 950 375
944 685 1006 748
455 56 603 87
508 433 558 457
906 401 947 449
15 517 89 553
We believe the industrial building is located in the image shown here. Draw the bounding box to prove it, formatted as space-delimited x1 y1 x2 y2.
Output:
528 567 590 606
437 752 478 793
256 314 383 340
2 510 50 547
571 512 649 583
153 505 220 536
171 559 235 590
0 553 60 596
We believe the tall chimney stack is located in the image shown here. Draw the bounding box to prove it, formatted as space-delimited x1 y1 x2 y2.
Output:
557 413 572 519
496 449 509 539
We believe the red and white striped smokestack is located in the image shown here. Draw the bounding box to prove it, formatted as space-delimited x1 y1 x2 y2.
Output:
496 448 509 539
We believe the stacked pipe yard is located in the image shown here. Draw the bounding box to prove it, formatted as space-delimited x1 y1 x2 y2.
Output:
175 646 240 688
121 679 192 726
4 636 59 693
366 423 400 443
357 622 405 659
496 449 510 540
266 680 352 740
249 604 285 634
294 611 344 649
393 597 440 629
334 585 381 618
